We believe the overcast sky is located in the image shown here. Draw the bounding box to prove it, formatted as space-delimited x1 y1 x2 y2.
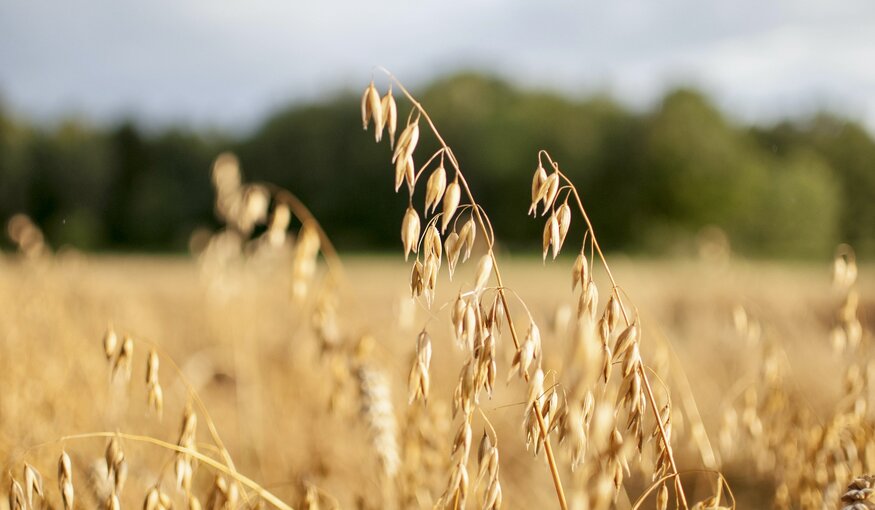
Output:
1 1 874 132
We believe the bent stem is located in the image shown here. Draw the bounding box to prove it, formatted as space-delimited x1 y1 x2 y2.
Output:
379 68 569 510
540 150 689 510
270 186 345 285
632 469 735 510
125 337 255 506
23 431 294 510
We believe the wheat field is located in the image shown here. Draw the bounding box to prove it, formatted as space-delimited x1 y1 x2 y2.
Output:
1 73 873 510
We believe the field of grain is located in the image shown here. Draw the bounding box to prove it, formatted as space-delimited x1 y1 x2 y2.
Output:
1 248 871 509
1 75 873 510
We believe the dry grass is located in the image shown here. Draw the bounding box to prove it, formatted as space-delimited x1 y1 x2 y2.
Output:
0 249 873 508
1 252 872 507
1 72 873 510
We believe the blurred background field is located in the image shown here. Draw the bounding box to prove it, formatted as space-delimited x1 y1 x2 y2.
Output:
1 252 872 507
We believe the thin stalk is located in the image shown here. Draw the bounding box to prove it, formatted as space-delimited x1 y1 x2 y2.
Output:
270 187 345 284
138 338 252 505
632 469 735 510
380 68 568 510
25 431 294 510
653 327 720 470
540 150 688 509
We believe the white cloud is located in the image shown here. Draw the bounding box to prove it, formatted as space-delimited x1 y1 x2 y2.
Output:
1 0 873 132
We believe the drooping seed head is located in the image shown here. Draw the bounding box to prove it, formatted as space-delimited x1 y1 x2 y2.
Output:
459 218 477 262
571 253 587 291
58 451 74 510
486 294 505 336
408 357 427 406
549 213 561 259
401 207 421 260
474 254 493 293
23 462 43 508
540 173 560 215
144 486 162 510
9 478 24 510
613 322 639 362
452 420 473 461
113 455 128 494
477 430 493 467
423 224 442 266
393 120 413 161
605 294 621 334
410 260 424 297
451 292 466 339
527 368 545 411
441 179 462 233
424 165 447 214
394 153 415 193
146 349 159 385
531 164 547 206
404 156 415 190
511 322 542 380
393 120 420 165
542 216 553 262
485 479 502 510
175 455 193 491
178 404 198 449
557 202 571 248
368 83 383 141
529 164 549 216
112 335 134 383
654 483 669 510
105 437 121 475
462 302 477 352
621 341 641 377
148 382 164 419
579 279 599 321
403 121 420 162
392 151 406 192
445 232 461 280
380 88 398 147
409 329 433 403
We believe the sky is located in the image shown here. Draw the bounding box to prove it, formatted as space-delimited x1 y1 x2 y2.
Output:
1 0 874 132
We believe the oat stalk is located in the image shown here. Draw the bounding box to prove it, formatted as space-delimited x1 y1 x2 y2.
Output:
27 432 295 510
269 186 345 284
136 337 247 496
377 67 568 510
538 149 689 509
631 470 734 510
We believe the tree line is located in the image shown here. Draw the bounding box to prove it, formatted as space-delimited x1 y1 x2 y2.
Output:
1 73 872 257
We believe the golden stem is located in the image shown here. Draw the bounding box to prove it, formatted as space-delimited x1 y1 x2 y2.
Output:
128 338 250 504
270 186 345 284
380 68 569 510
36 432 294 510
541 150 689 510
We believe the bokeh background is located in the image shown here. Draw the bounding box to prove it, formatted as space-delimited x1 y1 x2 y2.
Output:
1 0 873 257
2 3 875 509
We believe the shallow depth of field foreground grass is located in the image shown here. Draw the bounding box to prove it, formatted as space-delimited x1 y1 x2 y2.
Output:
0 252 871 508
